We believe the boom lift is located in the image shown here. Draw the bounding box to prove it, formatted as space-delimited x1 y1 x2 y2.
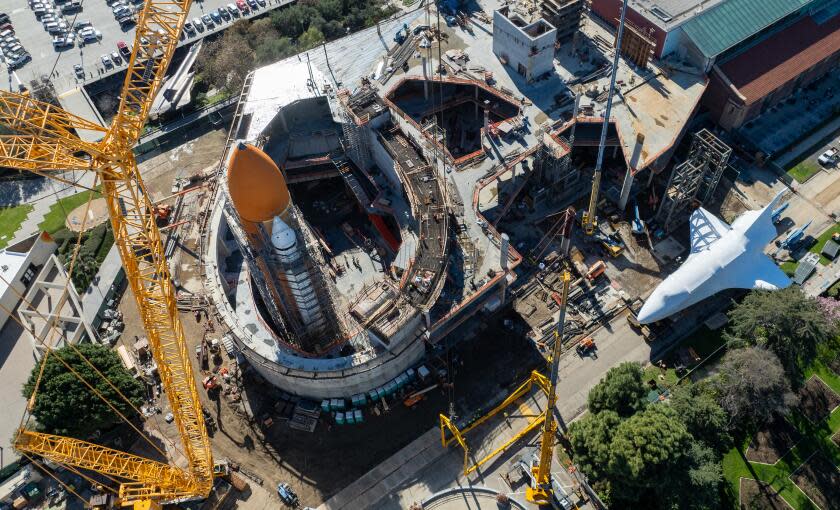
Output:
0 1 214 508
438 271 572 499
581 0 629 236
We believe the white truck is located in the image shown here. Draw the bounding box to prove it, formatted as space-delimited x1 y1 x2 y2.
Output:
818 147 839 167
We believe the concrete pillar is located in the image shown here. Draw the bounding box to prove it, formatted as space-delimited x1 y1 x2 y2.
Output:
423 310 431 329
500 233 510 271
483 100 490 138
422 57 428 100
612 145 618 159
499 233 510 304
618 168 634 210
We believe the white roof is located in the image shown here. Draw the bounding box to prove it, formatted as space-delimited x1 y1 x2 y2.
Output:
0 249 28 298
243 61 329 141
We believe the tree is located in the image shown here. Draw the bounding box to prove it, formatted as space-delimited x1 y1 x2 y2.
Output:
298 26 325 50
727 287 837 376
270 4 318 39
254 37 294 65
587 362 647 417
568 410 621 482
23 344 145 439
668 382 731 451
314 0 343 21
196 31 255 94
660 441 723 510
607 405 692 502
715 347 797 429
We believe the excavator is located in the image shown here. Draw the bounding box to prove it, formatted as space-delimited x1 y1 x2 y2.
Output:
0 1 217 508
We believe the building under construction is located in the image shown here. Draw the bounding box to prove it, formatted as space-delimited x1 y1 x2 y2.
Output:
203 0 708 400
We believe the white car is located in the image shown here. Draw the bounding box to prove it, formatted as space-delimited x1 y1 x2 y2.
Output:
818 147 839 167
101 54 112 67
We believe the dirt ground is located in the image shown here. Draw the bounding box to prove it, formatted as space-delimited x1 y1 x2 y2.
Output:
797 376 840 424
739 478 793 510
790 453 840 510
745 418 802 464
65 198 109 232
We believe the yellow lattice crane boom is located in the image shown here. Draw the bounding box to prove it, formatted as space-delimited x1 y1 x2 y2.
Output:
0 1 213 508
526 270 570 505
581 0 629 236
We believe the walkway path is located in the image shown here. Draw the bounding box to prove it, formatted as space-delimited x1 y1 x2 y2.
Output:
1 171 97 246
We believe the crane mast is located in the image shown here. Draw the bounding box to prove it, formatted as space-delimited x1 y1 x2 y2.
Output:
581 0 629 236
526 270 571 505
0 0 214 508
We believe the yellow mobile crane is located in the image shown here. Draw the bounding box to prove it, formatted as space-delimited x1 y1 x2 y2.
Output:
526 270 570 505
581 0 629 236
0 1 214 508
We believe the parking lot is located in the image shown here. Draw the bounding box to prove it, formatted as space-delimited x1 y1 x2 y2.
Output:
2 0 295 95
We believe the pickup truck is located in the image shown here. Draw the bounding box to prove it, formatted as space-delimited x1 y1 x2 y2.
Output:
818 147 839 166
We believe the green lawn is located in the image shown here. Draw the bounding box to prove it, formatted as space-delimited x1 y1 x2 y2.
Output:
787 160 822 183
0 204 34 249
37 189 102 234
808 223 840 265
781 261 799 276
722 358 840 509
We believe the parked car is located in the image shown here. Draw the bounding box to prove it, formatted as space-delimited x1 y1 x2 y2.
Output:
226 4 239 17
246 0 258 10
101 53 112 67
117 40 131 59
183 21 195 34
201 14 214 28
0 13 10 24
256 0 266 6
78 27 102 42
818 147 839 167
8 53 31 69
218 7 231 20
52 34 74 48
73 19 92 30
192 17 204 32
236 0 248 13
73 63 84 78
111 51 122 65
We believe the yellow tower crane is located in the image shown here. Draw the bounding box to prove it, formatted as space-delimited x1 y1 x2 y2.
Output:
526 270 570 505
581 0 629 236
0 1 214 508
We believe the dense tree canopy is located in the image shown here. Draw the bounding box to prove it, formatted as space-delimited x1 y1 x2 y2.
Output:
587 362 647 417
23 344 145 439
195 0 397 94
715 347 797 429
668 382 731 451
726 287 837 376
607 406 693 500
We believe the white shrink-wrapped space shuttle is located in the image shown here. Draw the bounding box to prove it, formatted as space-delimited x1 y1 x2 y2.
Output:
638 192 790 324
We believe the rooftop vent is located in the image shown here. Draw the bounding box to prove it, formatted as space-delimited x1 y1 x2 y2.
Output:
650 5 673 22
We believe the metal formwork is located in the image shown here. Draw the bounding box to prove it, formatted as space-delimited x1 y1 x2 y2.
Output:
656 129 732 233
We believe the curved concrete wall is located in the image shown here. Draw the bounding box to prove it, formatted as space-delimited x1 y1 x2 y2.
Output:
205 196 426 399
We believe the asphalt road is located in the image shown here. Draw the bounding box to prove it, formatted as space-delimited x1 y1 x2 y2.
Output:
2 0 295 95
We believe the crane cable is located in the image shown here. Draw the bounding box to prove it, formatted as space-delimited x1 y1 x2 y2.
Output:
0 291 171 461
20 175 100 431
0 182 176 461
59 458 120 494
17 166 191 465
20 452 88 506
42 175 191 462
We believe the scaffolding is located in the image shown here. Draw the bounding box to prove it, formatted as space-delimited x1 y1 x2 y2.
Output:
656 129 732 233
337 87 380 171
